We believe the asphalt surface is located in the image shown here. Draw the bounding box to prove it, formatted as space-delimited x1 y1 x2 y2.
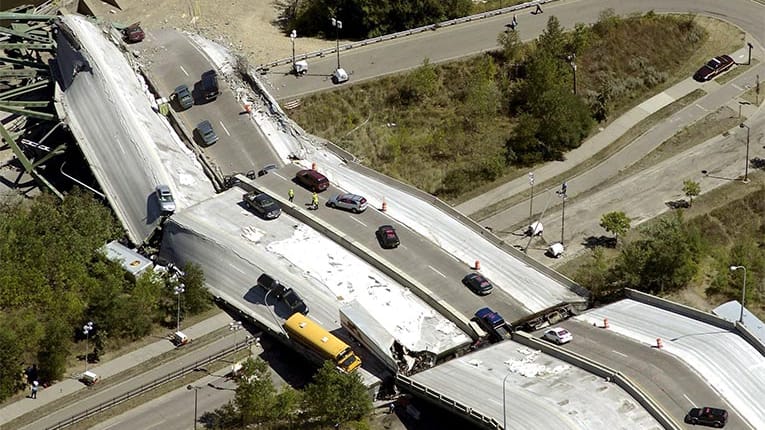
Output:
138 29 282 176
263 0 765 101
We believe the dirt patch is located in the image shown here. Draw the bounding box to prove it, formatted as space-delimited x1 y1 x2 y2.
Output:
86 0 336 65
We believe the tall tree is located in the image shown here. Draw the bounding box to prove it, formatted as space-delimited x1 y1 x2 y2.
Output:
303 362 373 425
600 211 631 244
0 328 24 401
37 317 71 383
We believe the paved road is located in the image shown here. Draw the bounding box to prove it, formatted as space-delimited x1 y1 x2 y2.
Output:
263 0 765 101
548 320 749 429
138 29 282 177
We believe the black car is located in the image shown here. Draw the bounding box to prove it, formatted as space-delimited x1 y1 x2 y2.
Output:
172 84 193 110
279 287 309 315
243 192 281 219
375 225 400 249
257 273 284 294
685 407 728 428
257 164 278 177
200 70 219 101
463 273 494 295
693 55 735 82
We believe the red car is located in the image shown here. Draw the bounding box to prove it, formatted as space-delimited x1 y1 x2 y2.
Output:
693 55 734 82
122 22 145 43
295 169 329 192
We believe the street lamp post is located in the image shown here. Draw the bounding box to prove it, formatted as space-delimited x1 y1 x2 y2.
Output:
502 372 512 429
528 172 535 223
556 182 568 245
229 321 243 373
740 123 750 183
174 284 185 332
187 385 201 430
747 42 754 65
290 30 297 71
730 265 747 323
82 321 94 372
331 17 343 70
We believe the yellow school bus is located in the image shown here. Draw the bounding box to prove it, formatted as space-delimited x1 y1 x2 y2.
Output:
283 313 361 373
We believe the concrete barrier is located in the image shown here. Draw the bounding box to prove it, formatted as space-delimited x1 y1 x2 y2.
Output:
235 175 478 346
626 290 765 357
625 289 736 331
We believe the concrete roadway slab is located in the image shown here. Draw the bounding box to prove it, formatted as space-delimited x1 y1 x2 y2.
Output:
409 339 662 430
137 29 281 176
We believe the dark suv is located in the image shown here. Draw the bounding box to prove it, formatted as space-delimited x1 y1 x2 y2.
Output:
257 273 284 294
295 169 330 192
200 70 219 101
280 287 309 315
685 407 728 428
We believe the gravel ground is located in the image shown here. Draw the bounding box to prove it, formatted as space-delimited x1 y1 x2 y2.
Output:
87 0 337 66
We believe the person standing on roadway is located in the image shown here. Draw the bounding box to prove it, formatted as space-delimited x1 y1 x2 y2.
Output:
311 192 319 210
288 188 294 202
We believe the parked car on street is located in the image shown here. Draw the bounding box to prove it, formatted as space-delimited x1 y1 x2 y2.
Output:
194 120 218 146
243 192 281 219
327 193 368 213
462 273 493 295
295 169 329 192
693 55 735 82
542 327 573 345
257 273 284 295
685 407 728 428
155 184 176 214
375 225 400 249
172 84 193 110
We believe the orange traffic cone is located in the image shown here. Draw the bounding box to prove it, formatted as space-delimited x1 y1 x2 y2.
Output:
381 198 388 212
603 318 609 329
474 260 481 270
656 338 663 349
311 162 317 170
243 103 252 113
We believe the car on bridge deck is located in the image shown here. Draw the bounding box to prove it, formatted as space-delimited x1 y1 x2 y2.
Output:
155 184 176 214
200 69 219 101
194 120 219 147
243 192 281 219
171 84 193 110
462 273 493 295
542 327 573 345
295 169 330 192
327 193 368 213
685 407 728 428
375 225 400 249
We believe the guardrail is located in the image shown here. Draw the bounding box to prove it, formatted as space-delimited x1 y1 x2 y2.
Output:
257 0 552 71
46 339 253 430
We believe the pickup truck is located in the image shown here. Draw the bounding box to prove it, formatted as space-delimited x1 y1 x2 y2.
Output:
474 307 512 343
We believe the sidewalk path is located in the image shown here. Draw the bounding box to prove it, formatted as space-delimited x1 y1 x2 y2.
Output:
456 46 754 217
0 312 233 428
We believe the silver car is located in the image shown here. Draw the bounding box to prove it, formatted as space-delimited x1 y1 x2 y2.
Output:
326 193 368 213
155 184 176 214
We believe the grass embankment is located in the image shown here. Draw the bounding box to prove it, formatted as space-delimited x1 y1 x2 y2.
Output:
558 174 765 319
288 14 743 203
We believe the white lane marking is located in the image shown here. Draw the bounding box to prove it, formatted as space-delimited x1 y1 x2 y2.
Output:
273 172 288 181
179 65 189 77
695 103 709 112
229 264 246 275
350 217 367 227
732 83 743 91
611 350 628 358
219 121 231 136
428 265 447 278
683 394 696 407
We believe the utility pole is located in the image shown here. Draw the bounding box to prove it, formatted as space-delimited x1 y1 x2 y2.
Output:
174 284 185 332
740 123 750 183
331 17 343 70
747 42 753 65
567 54 577 95
83 321 94 373
556 182 568 245
290 30 297 71
528 172 535 223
